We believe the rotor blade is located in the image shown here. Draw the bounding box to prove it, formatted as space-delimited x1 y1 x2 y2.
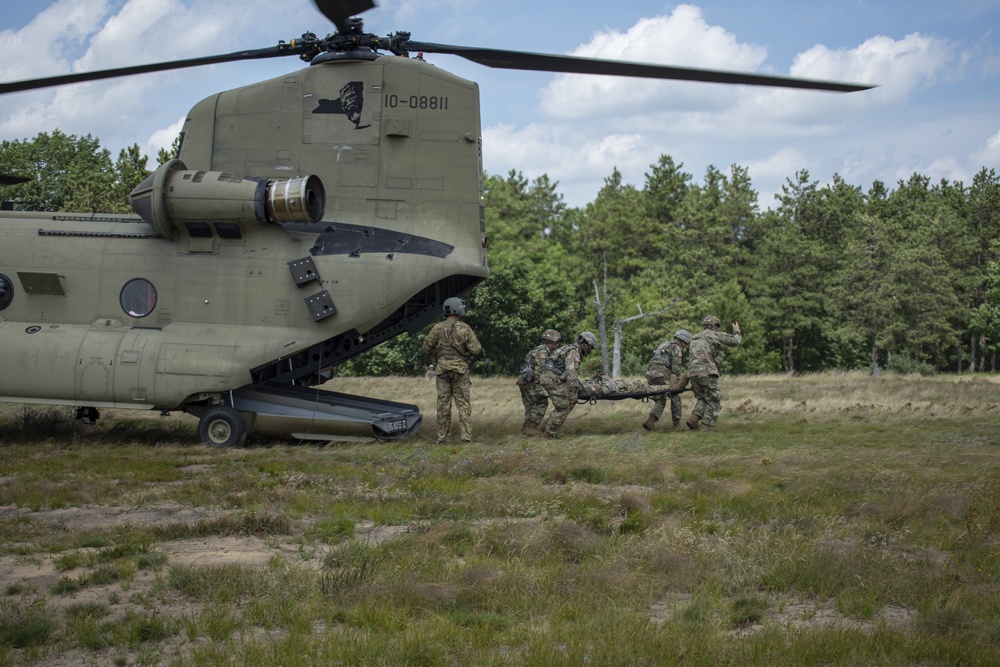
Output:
0 174 31 186
406 42 875 93
314 0 376 33
0 46 295 96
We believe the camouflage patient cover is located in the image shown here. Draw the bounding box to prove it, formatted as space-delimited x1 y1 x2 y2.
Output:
577 376 657 397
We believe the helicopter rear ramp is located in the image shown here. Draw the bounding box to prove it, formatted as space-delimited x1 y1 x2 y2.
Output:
232 383 422 442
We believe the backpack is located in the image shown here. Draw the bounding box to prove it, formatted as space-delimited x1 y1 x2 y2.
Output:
518 351 535 383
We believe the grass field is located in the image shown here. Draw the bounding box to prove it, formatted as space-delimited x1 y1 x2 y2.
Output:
2 372 1000 665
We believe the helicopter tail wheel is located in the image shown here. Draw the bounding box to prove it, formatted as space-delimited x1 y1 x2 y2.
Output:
198 407 248 448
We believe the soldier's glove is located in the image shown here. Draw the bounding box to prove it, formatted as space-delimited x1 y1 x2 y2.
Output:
670 373 689 390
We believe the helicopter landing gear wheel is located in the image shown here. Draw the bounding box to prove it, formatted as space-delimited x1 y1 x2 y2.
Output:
198 407 248 448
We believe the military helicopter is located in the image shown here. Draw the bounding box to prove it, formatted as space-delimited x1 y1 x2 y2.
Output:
0 0 873 447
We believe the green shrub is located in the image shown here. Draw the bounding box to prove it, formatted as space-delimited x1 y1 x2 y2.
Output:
0 601 53 648
887 355 936 376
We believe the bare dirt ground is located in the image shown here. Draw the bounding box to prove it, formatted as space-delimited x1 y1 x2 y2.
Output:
2 503 917 666
0 504 414 666
1 502 410 590
2 505 275 599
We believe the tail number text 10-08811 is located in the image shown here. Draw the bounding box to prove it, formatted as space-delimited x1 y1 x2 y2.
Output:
383 94 448 110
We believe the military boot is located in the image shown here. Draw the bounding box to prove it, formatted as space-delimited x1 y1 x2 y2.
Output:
642 414 658 431
672 418 681 429
697 422 712 432
685 414 701 430
522 421 543 437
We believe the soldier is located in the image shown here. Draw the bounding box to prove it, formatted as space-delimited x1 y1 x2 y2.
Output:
538 331 597 439
422 297 483 444
642 329 691 431
686 315 741 431
517 329 561 437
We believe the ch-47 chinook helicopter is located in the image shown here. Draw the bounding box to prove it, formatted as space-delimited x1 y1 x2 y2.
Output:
0 0 873 447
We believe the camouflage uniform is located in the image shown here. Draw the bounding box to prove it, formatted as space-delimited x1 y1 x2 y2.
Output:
645 339 685 427
538 343 585 438
577 376 652 396
686 323 741 428
517 343 552 434
422 315 482 443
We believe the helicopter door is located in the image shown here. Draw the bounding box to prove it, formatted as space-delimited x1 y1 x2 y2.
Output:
114 328 164 406
76 325 126 403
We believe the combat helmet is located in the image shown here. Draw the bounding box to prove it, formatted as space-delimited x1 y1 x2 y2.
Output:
674 329 692 344
541 329 561 343
702 315 721 327
443 297 466 317
578 331 598 348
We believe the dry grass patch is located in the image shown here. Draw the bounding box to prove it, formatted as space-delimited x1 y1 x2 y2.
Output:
2 372 1000 664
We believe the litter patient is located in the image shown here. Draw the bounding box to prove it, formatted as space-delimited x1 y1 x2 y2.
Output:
577 375 670 399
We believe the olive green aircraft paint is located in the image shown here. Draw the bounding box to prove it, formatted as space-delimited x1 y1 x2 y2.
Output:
0 55 486 444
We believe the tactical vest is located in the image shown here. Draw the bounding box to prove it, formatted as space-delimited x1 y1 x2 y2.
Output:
518 344 546 383
650 341 678 367
541 344 574 380
437 319 465 361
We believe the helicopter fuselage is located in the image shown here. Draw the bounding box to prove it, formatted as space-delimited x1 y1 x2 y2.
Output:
0 54 488 442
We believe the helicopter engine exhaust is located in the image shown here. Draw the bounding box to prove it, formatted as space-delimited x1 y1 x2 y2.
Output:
129 158 325 239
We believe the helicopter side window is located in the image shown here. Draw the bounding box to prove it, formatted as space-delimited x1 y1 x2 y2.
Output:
0 274 13 311
120 278 157 318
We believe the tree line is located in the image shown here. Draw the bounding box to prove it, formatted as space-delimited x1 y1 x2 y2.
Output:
368 158 1000 378
3 131 999 377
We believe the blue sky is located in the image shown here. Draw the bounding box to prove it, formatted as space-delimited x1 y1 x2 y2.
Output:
1 0 998 208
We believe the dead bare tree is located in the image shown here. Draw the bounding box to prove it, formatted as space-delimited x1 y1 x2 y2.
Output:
592 254 616 375
611 298 679 376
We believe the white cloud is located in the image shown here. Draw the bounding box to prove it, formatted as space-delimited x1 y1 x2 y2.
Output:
76 0 298 70
495 10 976 207
0 0 316 159
924 156 967 182
146 115 186 158
0 0 109 81
746 148 809 183
484 122 646 181
483 121 655 203
540 5 764 120
790 32 956 98
707 31 959 138
531 6 962 179
744 148 809 208
972 129 1000 167
75 0 178 71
